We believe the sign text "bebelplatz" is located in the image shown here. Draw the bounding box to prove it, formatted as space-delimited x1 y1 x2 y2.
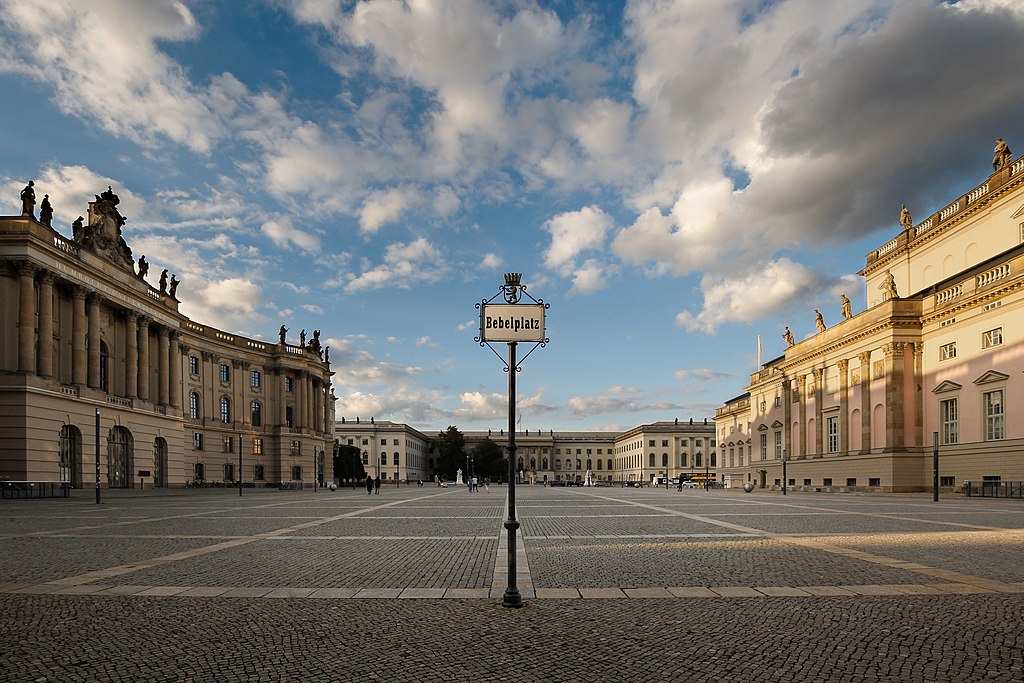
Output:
480 304 546 342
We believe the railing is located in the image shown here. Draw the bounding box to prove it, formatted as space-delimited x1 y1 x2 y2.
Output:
1 481 71 499
877 237 900 257
964 480 1024 499
935 284 962 305
967 183 989 204
977 263 1011 289
52 234 80 259
914 217 934 237
939 201 960 220
106 396 132 407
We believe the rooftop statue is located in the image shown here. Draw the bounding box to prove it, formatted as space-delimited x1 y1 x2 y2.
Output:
137 255 149 279
782 326 795 348
840 294 852 320
39 194 53 227
814 310 826 333
169 274 180 299
72 216 84 242
80 185 133 270
20 181 35 218
279 325 288 345
993 138 1012 171
881 271 899 299
899 204 912 231
159 269 168 294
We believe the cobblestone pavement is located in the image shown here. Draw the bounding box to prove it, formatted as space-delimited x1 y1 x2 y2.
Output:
3 485 1023 682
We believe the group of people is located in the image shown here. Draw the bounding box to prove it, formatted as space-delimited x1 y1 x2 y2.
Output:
365 475 380 494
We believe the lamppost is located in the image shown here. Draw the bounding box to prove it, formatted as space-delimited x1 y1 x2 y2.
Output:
476 272 549 608
782 449 787 496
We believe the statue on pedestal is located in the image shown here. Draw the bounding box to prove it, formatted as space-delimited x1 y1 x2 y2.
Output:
993 138 1012 171
20 181 35 218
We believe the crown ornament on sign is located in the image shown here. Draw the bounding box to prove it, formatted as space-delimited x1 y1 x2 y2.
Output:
504 273 521 286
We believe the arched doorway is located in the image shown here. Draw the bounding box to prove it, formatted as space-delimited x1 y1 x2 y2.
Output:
153 437 168 487
107 426 133 488
59 425 82 488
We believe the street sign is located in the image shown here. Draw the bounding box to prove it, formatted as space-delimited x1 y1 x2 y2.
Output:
479 304 545 342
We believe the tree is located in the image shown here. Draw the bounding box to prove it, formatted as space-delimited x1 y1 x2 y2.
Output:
471 438 506 481
431 425 465 480
333 442 366 486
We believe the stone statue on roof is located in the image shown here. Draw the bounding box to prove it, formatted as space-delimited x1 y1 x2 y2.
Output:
20 181 35 218
783 326 795 348
814 310 826 333
840 294 852 320
993 138 1012 171
39 194 53 226
899 204 912 231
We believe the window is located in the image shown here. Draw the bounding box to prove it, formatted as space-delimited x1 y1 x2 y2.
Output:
250 401 262 427
189 392 200 420
826 415 839 453
984 390 1004 440
774 396 781 407
775 431 782 458
291 466 302 481
649 453 655 467
661 440 668 447
222 436 233 453
393 439 400 446
606 459 612 470
99 341 109 392
823 478 832 486
393 453 399 465
648 440 655 447
846 478 857 487
362 452 368 465
219 363 230 382
193 462 205 481
223 463 234 481
662 453 668 467
250 369 261 388
254 464 265 481
252 437 263 455
193 432 204 450
285 406 293 428
285 376 293 391
380 453 386 465
760 434 767 461
939 476 954 487
982 328 1003 349
381 438 387 446
940 398 958 445
870 478 881 487
290 440 301 455
939 342 957 361
220 396 231 423
738 444 744 466
695 453 703 467
189 355 199 375
803 478 811 486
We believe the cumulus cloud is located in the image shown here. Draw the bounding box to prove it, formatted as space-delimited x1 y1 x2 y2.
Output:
359 186 418 234
675 259 826 334
543 205 613 270
262 216 321 252
346 237 446 292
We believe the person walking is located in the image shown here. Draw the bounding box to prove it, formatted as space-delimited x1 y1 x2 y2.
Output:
374 476 381 494
366 475 374 495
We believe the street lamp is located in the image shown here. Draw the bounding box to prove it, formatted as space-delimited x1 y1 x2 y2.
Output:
782 449 787 496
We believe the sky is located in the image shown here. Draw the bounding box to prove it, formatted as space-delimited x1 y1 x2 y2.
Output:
2 0 1023 434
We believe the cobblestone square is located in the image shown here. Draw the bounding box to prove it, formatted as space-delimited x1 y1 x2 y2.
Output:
3 485 1023 682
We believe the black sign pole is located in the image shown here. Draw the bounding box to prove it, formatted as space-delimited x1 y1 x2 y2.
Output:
502 340 522 608
95 408 101 504
239 435 243 497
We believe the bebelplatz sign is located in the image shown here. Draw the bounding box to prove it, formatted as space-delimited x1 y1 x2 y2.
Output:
479 303 546 342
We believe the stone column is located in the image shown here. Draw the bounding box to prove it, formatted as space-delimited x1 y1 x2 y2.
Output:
837 359 849 454
812 368 824 455
37 271 56 378
87 293 101 389
782 377 792 460
71 287 87 386
169 332 181 409
137 317 150 401
884 342 906 450
125 312 138 398
797 376 807 457
17 262 37 373
280 370 289 427
858 351 872 453
296 371 306 430
158 327 170 406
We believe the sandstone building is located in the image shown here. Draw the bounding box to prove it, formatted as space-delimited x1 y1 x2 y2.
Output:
0 187 334 489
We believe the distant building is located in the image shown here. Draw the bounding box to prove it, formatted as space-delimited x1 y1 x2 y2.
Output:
0 190 334 489
334 418 431 483
715 144 1024 492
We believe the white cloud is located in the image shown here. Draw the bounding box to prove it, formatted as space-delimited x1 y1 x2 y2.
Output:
359 186 417 234
543 205 613 269
0 0 222 153
568 259 618 297
346 237 446 292
675 259 827 334
480 253 502 270
261 216 321 252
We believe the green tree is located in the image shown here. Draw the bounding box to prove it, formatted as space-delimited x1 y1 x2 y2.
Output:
431 425 465 480
471 438 506 482
333 443 366 486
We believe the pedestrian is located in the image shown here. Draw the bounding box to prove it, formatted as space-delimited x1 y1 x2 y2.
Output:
366 475 373 495
374 476 381 494
417 478 422 487
484 478 490 493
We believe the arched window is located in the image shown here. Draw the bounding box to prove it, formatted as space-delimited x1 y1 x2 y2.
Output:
220 396 230 423
380 453 387 465
542 458 548 469
189 392 200 420
285 406 293 428
662 453 668 467
393 453 400 465
649 453 655 467
596 459 602 470
576 459 581 470
59 425 82 487
606 459 612 470
250 401 262 426
555 459 561 470
586 459 593 470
